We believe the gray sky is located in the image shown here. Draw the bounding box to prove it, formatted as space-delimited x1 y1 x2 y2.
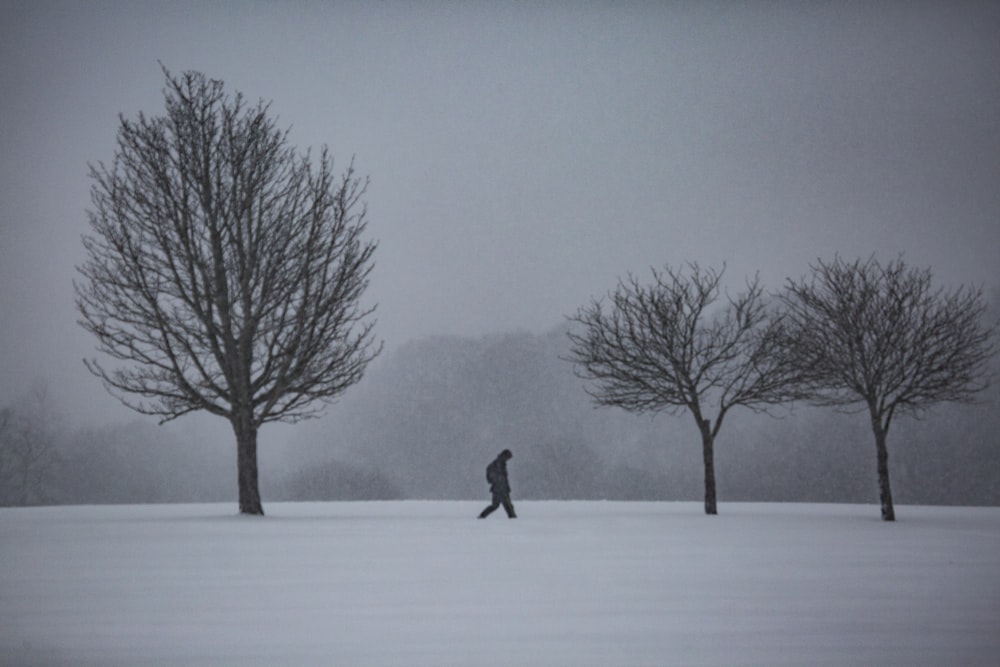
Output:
2 0 998 425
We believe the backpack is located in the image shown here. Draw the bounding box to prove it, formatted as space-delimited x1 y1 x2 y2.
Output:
486 461 499 485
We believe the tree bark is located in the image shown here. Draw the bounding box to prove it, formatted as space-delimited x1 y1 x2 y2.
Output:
870 412 895 521
233 414 263 516
699 418 717 515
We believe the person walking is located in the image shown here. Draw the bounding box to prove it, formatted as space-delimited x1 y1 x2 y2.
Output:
478 449 516 518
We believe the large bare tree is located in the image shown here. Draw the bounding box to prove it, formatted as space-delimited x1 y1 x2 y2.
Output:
780 256 996 521
567 264 805 514
75 68 381 515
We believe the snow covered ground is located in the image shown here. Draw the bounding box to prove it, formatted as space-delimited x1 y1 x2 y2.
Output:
2 501 998 666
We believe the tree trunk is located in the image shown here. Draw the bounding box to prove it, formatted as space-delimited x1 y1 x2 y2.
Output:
870 413 895 522
699 418 717 515
233 414 264 515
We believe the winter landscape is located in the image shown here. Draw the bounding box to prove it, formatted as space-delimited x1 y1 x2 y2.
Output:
3 4 999 666
3 500 999 666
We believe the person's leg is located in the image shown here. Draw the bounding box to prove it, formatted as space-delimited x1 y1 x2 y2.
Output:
479 494 501 518
502 494 516 518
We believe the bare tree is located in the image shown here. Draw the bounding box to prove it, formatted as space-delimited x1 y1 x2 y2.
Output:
75 68 381 515
567 264 805 515
0 387 61 506
0 407 15 504
780 255 996 521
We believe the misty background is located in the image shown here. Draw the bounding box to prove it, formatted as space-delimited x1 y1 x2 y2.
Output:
1 2 998 506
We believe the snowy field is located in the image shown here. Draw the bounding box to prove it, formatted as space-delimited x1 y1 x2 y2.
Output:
2 501 999 666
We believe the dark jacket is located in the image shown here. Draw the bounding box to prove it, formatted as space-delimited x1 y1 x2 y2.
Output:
486 457 510 495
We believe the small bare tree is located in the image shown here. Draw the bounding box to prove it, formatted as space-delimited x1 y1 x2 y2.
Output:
0 407 16 505
567 264 805 515
0 387 61 506
780 256 996 521
75 68 381 515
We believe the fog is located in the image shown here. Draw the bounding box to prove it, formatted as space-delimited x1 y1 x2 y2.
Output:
5 321 998 507
1 2 998 505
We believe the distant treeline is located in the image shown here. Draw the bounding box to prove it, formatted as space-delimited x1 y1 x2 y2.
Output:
286 324 999 506
2 324 998 507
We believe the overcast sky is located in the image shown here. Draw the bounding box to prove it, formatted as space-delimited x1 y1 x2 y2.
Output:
1 1 998 425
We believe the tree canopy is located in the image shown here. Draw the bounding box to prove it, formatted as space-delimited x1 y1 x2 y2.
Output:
75 68 380 513
567 264 805 514
780 255 996 520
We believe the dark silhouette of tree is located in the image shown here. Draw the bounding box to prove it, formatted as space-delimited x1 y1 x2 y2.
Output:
75 68 380 515
0 407 19 505
0 387 61 506
780 256 996 521
566 264 805 514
